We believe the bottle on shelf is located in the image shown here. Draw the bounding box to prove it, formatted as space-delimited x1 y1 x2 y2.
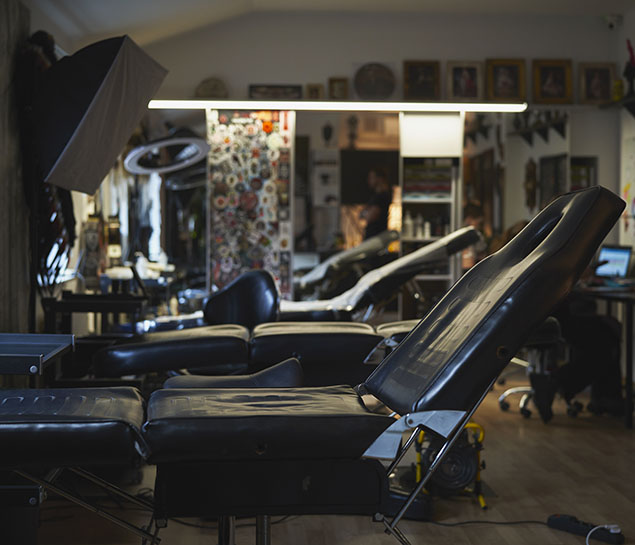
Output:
403 211 414 238
414 213 424 239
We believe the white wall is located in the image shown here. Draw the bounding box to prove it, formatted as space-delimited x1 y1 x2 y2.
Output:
504 115 570 228
142 11 619 100
619 7 635 248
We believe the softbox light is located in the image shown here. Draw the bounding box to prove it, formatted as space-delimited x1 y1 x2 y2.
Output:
30 35 167 195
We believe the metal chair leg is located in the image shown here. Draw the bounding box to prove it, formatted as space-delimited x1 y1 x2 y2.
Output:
218 515 235 545
256 515 271 545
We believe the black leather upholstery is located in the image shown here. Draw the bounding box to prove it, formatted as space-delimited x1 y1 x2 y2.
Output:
295 229 399 293
0 188 624 539
279 226 481 321
144 385 394 463
163 358 303 389
93 325 250 377
275 307 351 322
375 320 419 344
250 322 383 386
362 187 624 415
203 270 279 328
0 388 145 468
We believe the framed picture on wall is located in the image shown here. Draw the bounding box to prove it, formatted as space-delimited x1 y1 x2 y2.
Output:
248 84 302 99
579 62 616 104
485 59 526 102
446 61 484 101
305 83 325 99
532 59 573 104
328 77 349 100
403 61 440 100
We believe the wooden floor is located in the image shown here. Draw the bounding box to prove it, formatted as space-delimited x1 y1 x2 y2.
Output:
38 378 635 545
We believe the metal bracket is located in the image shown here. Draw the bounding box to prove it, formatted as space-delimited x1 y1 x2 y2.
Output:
363 409 467 460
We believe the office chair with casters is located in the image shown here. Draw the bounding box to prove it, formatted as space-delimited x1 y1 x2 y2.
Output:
1 188 622 545
497 317 583 422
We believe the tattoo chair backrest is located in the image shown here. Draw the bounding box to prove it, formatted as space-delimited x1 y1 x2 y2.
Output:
297 230 399 290
362 187 624 416
203 270 279 329
328 226 481 313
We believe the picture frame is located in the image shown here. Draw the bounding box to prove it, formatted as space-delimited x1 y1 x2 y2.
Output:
446 61 484 101
486 59 526 102
579 62 616 104
248 84 302 100
328 77 349 100
305 83 325 100
403 61 440 101
532 59 573 104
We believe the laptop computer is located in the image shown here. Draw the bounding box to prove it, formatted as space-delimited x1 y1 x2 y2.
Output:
594 245 633 285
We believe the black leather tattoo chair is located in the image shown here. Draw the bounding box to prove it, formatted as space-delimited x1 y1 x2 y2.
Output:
140 225 479 333
0 187 623 545
89 227 478 381
294 229 399 300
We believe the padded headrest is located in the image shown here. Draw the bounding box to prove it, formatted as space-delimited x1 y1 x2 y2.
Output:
204 270 279 329
362 187 624 416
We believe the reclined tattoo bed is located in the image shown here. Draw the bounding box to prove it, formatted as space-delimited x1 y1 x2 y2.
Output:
88 226 479 381
294 229 399 300
0 187 623 545
94 321 386 386
138 225 480 333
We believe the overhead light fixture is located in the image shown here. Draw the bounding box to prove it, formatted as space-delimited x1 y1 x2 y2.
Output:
148 99 527 113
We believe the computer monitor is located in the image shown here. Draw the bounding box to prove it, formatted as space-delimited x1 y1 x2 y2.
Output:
595 245 632 278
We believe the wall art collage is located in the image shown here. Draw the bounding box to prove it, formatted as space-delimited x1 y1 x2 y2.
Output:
206 109 294 298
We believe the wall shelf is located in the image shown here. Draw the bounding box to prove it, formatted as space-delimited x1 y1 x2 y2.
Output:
508 118 567 146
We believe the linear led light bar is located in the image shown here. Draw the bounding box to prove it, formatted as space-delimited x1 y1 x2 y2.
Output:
148 99 527 113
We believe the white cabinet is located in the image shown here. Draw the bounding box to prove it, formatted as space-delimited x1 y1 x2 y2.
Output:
399 114 464 319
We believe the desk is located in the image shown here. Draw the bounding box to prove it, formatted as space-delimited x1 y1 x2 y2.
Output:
0 334 74 376
578 287 635 428
42 292 147 334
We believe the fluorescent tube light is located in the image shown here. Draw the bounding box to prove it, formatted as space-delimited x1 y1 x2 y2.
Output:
148 99 527 113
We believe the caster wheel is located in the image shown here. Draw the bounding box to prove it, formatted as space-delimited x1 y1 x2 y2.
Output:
499 400 510 411
520 408 532 418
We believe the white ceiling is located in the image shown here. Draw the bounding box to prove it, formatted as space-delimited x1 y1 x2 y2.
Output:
23 0 635 49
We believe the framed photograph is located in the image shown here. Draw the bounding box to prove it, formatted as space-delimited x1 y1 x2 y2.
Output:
328 77 349 100
305 83 325 100
248 84 302 100
446 61 484 101
486 59 526 102
403 61 440 100
579 62 616 104
532 60 573 104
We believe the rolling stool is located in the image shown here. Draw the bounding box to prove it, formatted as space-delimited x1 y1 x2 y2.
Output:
498 317 581 422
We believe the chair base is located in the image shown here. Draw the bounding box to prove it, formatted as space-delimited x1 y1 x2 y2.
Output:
153 458 388 519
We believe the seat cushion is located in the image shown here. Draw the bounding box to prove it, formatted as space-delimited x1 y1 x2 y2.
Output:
0 387 145 469
250 322 383 386
143 385 394 464
163 358 304 389
92 325 250 377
